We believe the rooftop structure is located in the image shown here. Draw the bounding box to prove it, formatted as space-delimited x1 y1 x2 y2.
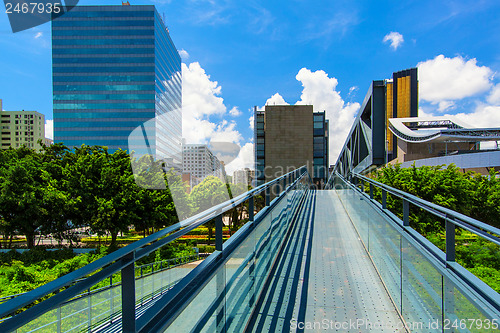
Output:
388 116 500 173
389 116 500 143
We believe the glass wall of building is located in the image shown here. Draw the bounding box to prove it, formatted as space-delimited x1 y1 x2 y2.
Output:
52 5 181 166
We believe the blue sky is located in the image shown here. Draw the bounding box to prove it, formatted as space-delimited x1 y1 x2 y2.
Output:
1 0 500 170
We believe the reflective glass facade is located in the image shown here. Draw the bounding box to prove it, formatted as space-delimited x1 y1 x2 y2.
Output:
52 5 181 164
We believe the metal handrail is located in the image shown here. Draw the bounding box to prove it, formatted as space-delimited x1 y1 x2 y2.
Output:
0 166 308 332
335 171 500 314
352 172 500 246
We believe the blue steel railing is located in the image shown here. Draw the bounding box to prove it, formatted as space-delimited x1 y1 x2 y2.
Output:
332 171 500 328
0 166 310 333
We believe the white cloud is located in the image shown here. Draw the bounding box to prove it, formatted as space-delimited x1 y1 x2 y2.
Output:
179 49 189 61
34 32 43 39
229 106 241 116
182 62 226 118
294 68 360 164
420 102 500 129
449 104 500 128
225 142 254 175
487 83 500 105
437 101 455 112
249 115 254 130
210 120 243 143
265 93 288 106
417 55 493 106
383 32 404 50
45 120 53 140
181 62 243 146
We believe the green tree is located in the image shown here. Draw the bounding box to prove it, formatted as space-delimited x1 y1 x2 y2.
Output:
0 148 49 248
190 176 229 243
64 146 141 248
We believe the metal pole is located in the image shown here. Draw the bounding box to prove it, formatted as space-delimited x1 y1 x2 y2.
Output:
215 214 223 251
369 184 374 199
57 306 61 333
403 199 410 226
445 218 455 262
265 187 270 206
382 190 387 209
248 196 254 222
121 252 136 333
215 212 225 332
88 289 91 332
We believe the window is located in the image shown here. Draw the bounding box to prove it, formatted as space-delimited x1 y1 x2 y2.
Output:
314 158 324 165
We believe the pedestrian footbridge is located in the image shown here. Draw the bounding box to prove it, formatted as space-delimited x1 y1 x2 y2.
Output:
1 167 499 332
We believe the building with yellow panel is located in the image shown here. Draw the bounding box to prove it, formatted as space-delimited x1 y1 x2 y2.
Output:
386 68 418 162
334 68 418 177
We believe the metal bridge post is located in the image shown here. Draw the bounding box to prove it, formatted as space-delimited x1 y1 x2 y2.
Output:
445 218 455 262
369 184 374 199
360 181 364 193
215 214 223 251
265 187 270 206
57 306 61 333
382 190 387 209
215 213 226 333
88 289 92 332
121 252 136 333
249 196 254 222
403 199 410 226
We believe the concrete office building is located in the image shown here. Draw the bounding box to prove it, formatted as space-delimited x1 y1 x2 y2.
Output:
52 5 182 166
1 107 46 151
233 168 255 187
254 105 329 187
182 144 225 186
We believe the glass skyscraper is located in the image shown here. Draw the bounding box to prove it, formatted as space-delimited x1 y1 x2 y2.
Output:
52 5 181 164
